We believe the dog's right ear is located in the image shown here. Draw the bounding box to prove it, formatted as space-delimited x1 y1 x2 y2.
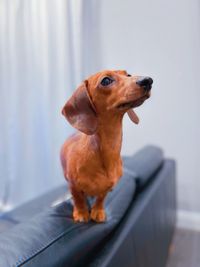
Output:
62 81 98 135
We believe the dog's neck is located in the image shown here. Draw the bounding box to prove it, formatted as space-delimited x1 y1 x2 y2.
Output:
95 114 123 160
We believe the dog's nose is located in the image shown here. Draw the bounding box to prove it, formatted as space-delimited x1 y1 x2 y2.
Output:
136 77 153 91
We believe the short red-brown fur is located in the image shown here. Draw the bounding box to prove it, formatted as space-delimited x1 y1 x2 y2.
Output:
60 70 150 222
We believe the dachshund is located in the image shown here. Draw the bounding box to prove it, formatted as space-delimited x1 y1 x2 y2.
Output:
60 70 153 222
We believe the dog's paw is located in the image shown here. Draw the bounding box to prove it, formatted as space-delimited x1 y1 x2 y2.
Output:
73 209 90 223
91 208 106 223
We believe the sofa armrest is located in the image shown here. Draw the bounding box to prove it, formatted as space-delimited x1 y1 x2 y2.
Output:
0 173 136 267
123 145 164 190
88 159 176 267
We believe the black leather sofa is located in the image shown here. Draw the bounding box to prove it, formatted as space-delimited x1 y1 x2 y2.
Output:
0 145 176 267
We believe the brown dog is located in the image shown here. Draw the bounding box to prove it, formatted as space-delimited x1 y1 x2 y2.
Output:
60 70 153 223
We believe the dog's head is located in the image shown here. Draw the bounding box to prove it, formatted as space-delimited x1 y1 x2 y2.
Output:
62 70 153 134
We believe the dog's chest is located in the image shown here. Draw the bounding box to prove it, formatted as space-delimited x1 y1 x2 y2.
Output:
76 157 123 196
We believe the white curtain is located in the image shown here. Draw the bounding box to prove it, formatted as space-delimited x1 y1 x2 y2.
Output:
0 0 102 210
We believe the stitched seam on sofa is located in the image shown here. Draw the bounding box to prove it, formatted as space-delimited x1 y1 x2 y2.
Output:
15 223 88 267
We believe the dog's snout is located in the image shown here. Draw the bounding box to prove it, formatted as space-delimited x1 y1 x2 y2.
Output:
136 77 153 91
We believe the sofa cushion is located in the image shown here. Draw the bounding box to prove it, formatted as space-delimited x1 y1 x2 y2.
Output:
123 145 164 190
0 172 136 267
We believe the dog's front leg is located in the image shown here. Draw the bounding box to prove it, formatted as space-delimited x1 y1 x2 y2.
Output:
70 186 90 222
91 193 107 223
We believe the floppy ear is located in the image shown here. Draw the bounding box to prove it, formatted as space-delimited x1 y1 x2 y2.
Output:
62 81 98 135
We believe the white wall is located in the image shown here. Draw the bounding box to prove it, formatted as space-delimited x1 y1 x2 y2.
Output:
100 0 200 213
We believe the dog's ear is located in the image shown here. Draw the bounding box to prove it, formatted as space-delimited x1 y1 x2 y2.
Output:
62 81 98 135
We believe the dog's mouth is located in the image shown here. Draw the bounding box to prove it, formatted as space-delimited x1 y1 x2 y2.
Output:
117 96 147 110
116 93 150 124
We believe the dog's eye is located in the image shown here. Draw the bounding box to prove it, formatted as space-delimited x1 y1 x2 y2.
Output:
127 74 132 77
100 77 114 86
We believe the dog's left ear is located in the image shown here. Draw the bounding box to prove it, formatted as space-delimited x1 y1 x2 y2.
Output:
62 81 98 135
